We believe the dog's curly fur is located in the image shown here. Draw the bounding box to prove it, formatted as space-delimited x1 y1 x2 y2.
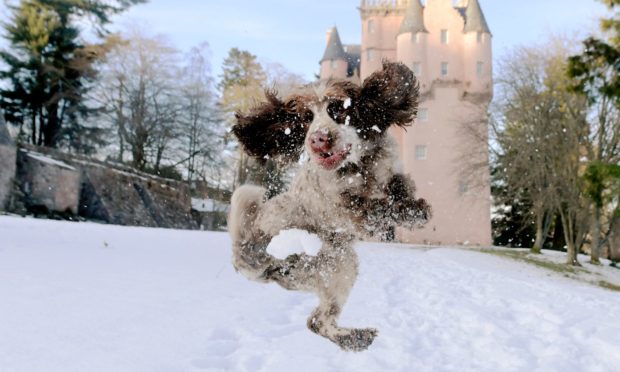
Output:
228 61 432 351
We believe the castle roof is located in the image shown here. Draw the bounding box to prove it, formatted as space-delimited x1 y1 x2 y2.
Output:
321 27 347 62
460 0 491 34
398 0 427 35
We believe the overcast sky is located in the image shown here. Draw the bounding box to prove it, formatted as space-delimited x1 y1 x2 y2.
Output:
0 0 610 81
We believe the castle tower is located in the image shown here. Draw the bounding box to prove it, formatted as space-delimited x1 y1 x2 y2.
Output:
359 0 407 79
320 27 349 80
393 0 493 246
317 0 493 246
462 0 492 93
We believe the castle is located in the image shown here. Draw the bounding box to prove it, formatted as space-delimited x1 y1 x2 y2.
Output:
319 0 492 246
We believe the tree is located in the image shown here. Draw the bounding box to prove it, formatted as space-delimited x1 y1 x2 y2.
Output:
94 30 180 171
177 44 226 186
568 0 620 264
219 48 267 188
492 40 590 264
0 0 144 153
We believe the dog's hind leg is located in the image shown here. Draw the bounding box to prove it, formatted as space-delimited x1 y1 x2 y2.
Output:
305 242 378 352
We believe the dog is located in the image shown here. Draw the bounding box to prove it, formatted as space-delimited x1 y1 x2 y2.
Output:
228 61 431 351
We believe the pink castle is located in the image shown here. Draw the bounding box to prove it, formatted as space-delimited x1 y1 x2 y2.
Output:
319 0 492 246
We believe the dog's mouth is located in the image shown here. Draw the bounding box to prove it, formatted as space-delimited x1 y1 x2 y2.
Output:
314 144 352 170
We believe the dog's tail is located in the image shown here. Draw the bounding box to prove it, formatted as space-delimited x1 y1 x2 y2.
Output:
228 185 273 281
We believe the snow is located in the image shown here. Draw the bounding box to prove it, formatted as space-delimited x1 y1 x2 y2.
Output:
191 198 230 213
1 215 619 372
22 150 76 171
266 229 322 259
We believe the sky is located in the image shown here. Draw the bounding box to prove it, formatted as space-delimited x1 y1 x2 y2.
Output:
0 0 610 81
105 0 609 82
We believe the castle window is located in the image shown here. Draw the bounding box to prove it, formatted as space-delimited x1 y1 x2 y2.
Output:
441 62 449 77
367 49 375 62
441 29 449 44
414 32 421 43
331 60 338 69
477 31 483 43
477 61 484 77
415 145 427 160
417 108 428 122
368 19 375 34
412 62 421 76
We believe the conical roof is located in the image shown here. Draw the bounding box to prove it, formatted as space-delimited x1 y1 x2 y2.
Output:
321 27 347 62
399 0 427 35
0 113 12 145
463 0 491 34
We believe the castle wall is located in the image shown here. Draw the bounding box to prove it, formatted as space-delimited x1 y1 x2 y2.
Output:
320 59 348 80
396 86 492 245
358 0 493 246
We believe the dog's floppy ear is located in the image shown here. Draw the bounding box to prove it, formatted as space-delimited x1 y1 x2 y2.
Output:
357 61 420 135
233 90 313 163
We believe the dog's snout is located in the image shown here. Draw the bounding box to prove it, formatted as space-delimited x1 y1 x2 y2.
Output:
310 131 332 153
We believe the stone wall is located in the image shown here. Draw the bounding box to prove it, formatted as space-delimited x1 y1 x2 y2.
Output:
18 146 197 229
78 161 196 229
16 149 81 214
0 145 16 210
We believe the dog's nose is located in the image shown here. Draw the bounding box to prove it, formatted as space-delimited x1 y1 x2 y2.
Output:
309 131 332 153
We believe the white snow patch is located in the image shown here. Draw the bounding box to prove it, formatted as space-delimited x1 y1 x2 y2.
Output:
22 150 76 171
266 229 322 259
343 98 351 108
1 216 619 371
371 125 381 133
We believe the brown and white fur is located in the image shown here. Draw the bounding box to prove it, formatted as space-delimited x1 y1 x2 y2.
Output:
228 61 431 351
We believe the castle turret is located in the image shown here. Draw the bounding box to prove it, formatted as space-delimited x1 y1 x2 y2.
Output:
320 27 348 80
396 0 428 90
461 0 492 95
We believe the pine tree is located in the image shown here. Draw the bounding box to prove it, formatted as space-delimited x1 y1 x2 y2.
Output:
0 0 145 153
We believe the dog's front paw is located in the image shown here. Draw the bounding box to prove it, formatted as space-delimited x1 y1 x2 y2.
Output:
334 328 378 352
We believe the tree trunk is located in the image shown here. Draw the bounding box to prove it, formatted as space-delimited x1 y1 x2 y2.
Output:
531 209 545 254
43 102 60 147
590 206 602 265
560 208 581 266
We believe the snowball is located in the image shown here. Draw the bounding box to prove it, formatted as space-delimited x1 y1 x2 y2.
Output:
284 128 291 135
266 229 322 259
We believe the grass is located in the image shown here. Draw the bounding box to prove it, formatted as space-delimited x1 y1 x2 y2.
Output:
478 248 620 292
598 281 620 292
479 248 584 275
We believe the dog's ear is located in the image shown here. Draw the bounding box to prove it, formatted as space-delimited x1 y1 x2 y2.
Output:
233 90 313 163
357 61 420 136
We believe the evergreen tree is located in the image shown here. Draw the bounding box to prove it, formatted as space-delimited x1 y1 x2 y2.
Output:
0 0 145 153
568 0 620 264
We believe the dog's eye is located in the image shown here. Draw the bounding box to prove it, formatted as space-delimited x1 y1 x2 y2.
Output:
327 99 349 125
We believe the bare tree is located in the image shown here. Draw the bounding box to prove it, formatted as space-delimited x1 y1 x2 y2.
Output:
95 30 181 172
177 43 225 186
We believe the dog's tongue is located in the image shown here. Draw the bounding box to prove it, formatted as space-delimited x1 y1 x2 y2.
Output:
317 149 348 170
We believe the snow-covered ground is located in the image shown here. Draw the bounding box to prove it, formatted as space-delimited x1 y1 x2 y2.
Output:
1 216 619 372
